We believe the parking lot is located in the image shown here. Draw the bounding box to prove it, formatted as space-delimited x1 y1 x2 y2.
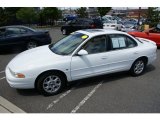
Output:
0 27 160 113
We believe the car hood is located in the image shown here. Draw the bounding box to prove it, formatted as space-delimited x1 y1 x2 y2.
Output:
7 45 66 72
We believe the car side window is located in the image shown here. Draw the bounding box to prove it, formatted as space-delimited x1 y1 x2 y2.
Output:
6 27 21 36
109 34 137 50
82 35 107 54
126 36 137 48
109 34 127 49
20 28 28 34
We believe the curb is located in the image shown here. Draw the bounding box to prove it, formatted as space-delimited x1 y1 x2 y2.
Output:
0 96 26 113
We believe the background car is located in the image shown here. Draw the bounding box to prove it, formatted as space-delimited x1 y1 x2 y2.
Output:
63 14 78 21
121 21 138 32
103 20 122 31
146 26 160 33
61 18 103 35
0 25 51 50
128 29 160 47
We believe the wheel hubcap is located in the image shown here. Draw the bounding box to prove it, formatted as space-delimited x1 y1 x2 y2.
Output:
43 75 61 93
27 42 37 49
134 60 144 74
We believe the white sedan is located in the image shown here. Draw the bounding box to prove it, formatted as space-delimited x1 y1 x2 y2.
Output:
103 21 122 31
5 29 157 95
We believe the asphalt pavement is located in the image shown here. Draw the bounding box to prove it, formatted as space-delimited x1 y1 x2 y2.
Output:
0 27 160 113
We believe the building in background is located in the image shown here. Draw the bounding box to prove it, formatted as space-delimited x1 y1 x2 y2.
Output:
126 9 148 18
87 7 100 18
61 8 76 18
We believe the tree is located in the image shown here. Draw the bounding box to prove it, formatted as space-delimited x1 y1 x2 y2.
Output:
40 7 60 25
75 7 88 18
97 7 112 17
16 7 39 24
0 8 7 26
4 7 22 25
146 7 160 27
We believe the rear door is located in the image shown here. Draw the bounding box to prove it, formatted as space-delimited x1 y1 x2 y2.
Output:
106 34 139 72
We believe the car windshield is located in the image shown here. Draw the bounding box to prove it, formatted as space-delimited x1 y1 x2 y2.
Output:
49 32 88 55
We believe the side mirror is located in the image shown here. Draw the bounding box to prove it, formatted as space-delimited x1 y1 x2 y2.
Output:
77 49 88 56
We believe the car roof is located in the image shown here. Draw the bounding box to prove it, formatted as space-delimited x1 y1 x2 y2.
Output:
76 29 128 37
0 25 35 31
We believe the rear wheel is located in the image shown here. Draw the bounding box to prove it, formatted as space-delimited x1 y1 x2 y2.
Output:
26 41 37 50
130 59 146 76
36 72 66 96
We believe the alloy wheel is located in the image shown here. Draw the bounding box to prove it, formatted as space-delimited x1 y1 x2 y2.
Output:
134 60 145 75
43 75 61 94
27 41 37 49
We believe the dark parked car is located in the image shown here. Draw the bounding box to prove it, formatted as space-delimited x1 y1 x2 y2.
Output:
61 18 103 35
0 25 51 50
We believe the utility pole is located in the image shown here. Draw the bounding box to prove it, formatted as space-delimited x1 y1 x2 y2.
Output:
138 7 141 25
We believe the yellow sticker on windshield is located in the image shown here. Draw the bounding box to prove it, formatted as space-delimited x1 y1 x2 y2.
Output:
81 35 88 39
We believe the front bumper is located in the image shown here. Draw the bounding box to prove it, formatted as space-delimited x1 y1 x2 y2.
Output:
5 67 35 89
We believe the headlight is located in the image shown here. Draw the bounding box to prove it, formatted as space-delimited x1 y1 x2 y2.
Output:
9 68 25 78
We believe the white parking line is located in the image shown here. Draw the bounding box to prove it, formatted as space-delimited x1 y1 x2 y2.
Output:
0 71 5 74
0 77 5 80
71 81 103 113
46 83 81 110
46 89 72 110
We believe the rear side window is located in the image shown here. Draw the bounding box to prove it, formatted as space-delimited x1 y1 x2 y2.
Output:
108 34 137 50
20 28 28 34
126 37 137 48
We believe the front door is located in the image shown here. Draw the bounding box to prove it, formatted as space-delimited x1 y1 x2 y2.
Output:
71 35 109 80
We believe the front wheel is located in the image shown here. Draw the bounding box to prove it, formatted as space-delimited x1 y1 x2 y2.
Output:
130 59 146 76
36 72 66 96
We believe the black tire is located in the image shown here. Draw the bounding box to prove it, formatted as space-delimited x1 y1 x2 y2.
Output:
36 72 66 96
26 41 38 50
130 58 146 76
